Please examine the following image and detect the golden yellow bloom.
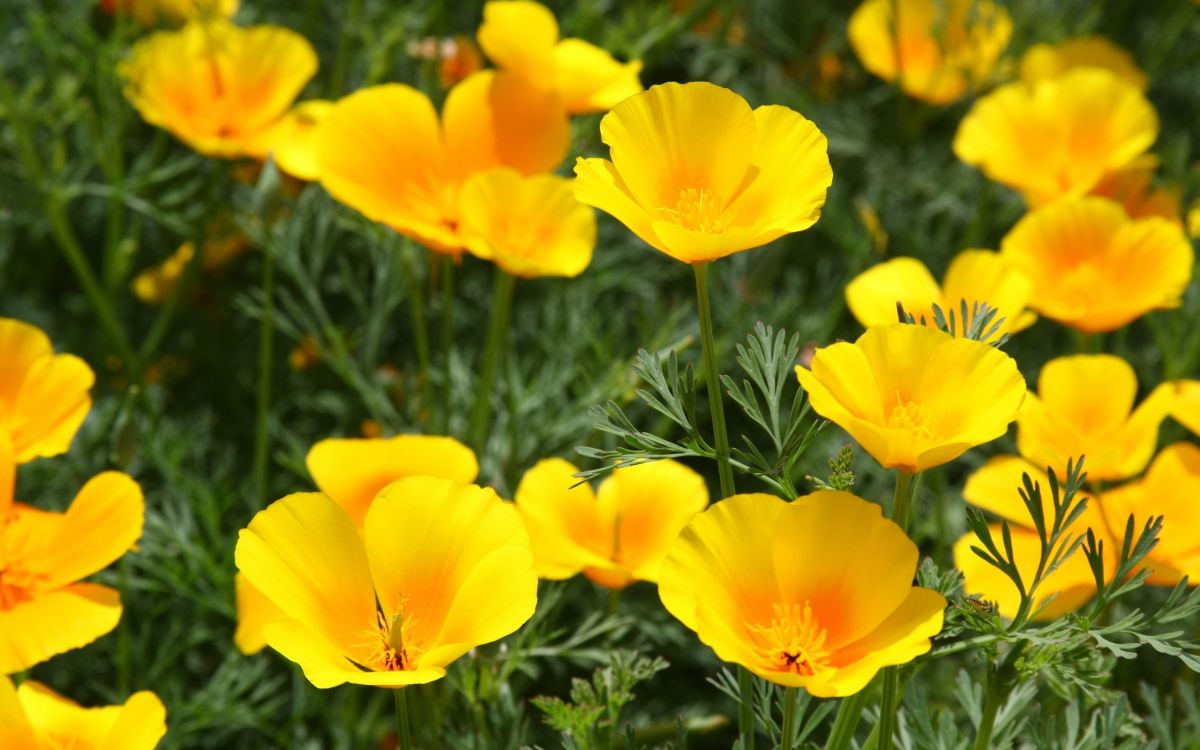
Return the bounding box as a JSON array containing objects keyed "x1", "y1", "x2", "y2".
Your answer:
[
  {"x1": 1019, "y1": 36, "x2": 1147, "y2": 92},
  {"x1": 0, "y1": 319, "x2": 94, "y2": 464},
  {"x1": 246, "y1": 100, "x2": 333, "y2": 182},
  {"x1": 101, "y1": 0, "x2": 236, "y2": 26},
  {"x1": 1088, "y1": 158, "x2": 1182, "y2": 224},
  {"x1": 574, "y1": 82, "x2": 832, "y2": 264},
  {"x1": 477, "y1": 1, "x2": 643, "y2": 114},
  {"x1": 0, "y1": 442, "x2": 144, "y2": 673},
  {"x1": 131, "y1": 223, "x2": 251, "y2": 305},
  {"x1": 458, "y1": 169, "x2": 596, "y2": 277},
  {"x1": 659, "y1": 491, "x2": 945, "y2": 695},
  {"x1": 1000, "y1": 197, "x2": 1193, "y2": 332},
  {"x1": 120, "y1": 20, "x2": 318, "y2": 158},
  {"x1": 514, "y1": 458, "x2": 708, "y2": 589},
  {"x1": 235, "y1": 477, "x2": 537, "y2": 688},
  {"x1": 954, "y1": 69, "x2": 1158, "y2": 206},
  {"x1": 1173, "y1": 380, "x2": 1200, "y2": 436},
  {"x1": 1017, "y1": 355, "x2": 1175, "y2": 482},
  {"x1": 795, "y1": 324, "x2": 1025, "y2": 473},
  {"x1": 848, "y1": 0, "x2": 1011, "y2": 104},
  {"x1": 844, "y1": 250, "x2": 1035, "y2": 339},
  {"x1": 0, "y1": 675, "x2": 166, "y2": 749},
  {"x1": 306, "y1": 435, "x2": 478, "y2": 529},
  {"x1": 318, "y1": 73, "x2": 569, "y2": 255}
]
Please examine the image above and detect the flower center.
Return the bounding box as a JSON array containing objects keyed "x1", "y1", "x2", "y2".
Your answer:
[
  {"x1": 659, "y1": 188, "x2": 728, "y2": 233},
  {"x1": 747, "y1": 602, "x2": 830, "y2": 677},
  {"x1": 365, "y1": 600, "x2": 423, "y2": 672},
  {"x1": 887, "y1": 398, "x2": 938, "y2": 440},
  {"x1": 0, "y1": 516, "x2": 47, "y2": 610}
]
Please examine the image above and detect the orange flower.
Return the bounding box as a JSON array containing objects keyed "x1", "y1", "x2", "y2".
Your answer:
[
  {"x1": 1019, "y1": 36, "x2": 1147, "y2": 92},
  {"x1": 0, "y1": 675, "x2": 166, "y2": 749}
]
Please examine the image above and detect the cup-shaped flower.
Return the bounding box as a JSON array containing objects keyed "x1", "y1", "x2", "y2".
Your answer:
[
  {"x1": 795, "y1": 324, "x2": 1025, "y2": 473},
  {"x1": 848, "y1": 0, "x2": 1011, "y2": 105},
  {"x1": 102, "y1": 0, "x2": 236, "y2": 25},
  {"x1": 659, "y1": 491, "x2": 945, "y2": 695},
  {"x1": 0, "y1": 676, "x2": 166, "y2": 749},
  {"x1": 1017, "y1": 355, "x2": 1175, "y2": 482},
  {"x1": 235, "y1": 477, "x2": 537, "y2": 688},
  {"x1": 119, "y1": 20, "x2": 317, "y2": 159},
  {"x1": 845, "y1": 249, "x2": 1035, "y2": 339},
  {"x1": 999, "y1": 198, "x2": 1194, "y2": 332},
  {"x1": 514, "y1": 458, "x2": 708, "y2": 589},
  {"x1": 1019, "y1": 36, "x2": 1147, "y2": 92},
  {"x1": 574, "y1": 82, "x2": 832, "y2": 264},
  {"x1": 954, "y1": 69, "x2": 1158, "y2": 206},
  {"x1": 0, "y1": 319, "x2": 94, "y2": 464},
  {"x1": 1173, "y1": 380, "x2": 1200, "y2": 437},
  {"x1": 246, "y1": 100, "x2": 333, "y2": 182},
  {"x1": 318, "y1": 73, "x2": 569, "y2": 255},
  {"x1": 477, "y1": 1, "x2": 643, "y2": 114}
]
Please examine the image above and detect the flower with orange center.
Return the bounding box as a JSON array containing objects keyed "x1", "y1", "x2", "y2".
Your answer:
[
  {"x1": 574, "y1": 82, "x2": 832, "y2": 264},
  {"x1": 317, "y1": 72, "x2": 569, "y2": 255},
  {"x1": 795, "y1": 324, "x2": 1025, "y2": 473},
  {"x1": 954, "y1": 68, "x2": 1158, "y2": 206},
  {"x1": 659, "y1": 491, "x2": 945, "y2": 695},
  {"x1": 848, "y1": 0, "x2": 1011, "y2": 105},
  {"x1": 119, "y1": 19, "x2": 318, "y2": 159},
  {"x1": 477, "y1": 1, "x2": 643, "y2": 114},
  {"x1": 514, "y1": 458, "x2": 708, "y2": 589},
  {"x1": 1173, "y1": 380, "x2": 1200, "y2": 437},
  {"x1": 1017, "y1": 355, "x2": 1176, "y2": 482},
  {"x1": 0, "y1": 319, "x2": 94, "y2": 465},
  {"x1": 1019, "y1": 36, "x2": 1147, "y2": 92},
  {"x1": 844, "y1": 249, "x2": 1036, "y2": 340},
  {"x1": 235, "y1": 477, "x2": 537, "y2": 688},
  {"x1": 0, "y1": 675, "x2": 166, "y2": 749},
  {"x1": 999, "y1": 197, "x2": 1193, "y2": 332},
  {"x1": 100, "y1": 0, "x2": 236, "y2": 25}
]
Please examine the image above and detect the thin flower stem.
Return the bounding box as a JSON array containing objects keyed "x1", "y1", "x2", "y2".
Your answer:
[
  {"x1": 972, "y1": 642, "x2": 1026, "y2": 750},
  {"x1": 253, "y1": 247, "x2": 275, "y2": 509},
  {"x1": 608, "y1": 587, "x2": 622, "y2": 618},
  {"x1": 467, "y1": 269, "x2": 515, "y2": 452},
  {"x1": 394, "y1": 687, "x2": 414, "y2": 750},
  {"x1": 890, "y1": 470, "x2": 918, "y2": 532},
  {"x1": 878, "y1": 470, "x2": 921, "y2": 750},
  {"x1": 780, "y1": 687, "x2": 799, "y2": 750},
  {"x1": 438, "y1": 255, "x2": 456, "y2": 433},
  {"x1": 407, "y1": 250, "x2": 432, "y2": 419},
  {"x1": 824, "y1": 689, "x2": 871, "y2": 750}
]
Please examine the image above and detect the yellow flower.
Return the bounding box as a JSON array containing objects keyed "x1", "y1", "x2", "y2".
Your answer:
[
  {"x1": 234, "y1": 572, "x2": 284, "y2": 656},
  {"x1": 131, "y1": 220, "x2": 251, "y2": 305},
  {"x1": 848, "y1": 0, "x2": 1011, "y2": 104},
  {"x1": 659, "y1": 491, "x2": 945, "y2": 695},
  {"x1": 120, "y1": 20, "x2": 318, "y2": 159},
  {"x1": 1019, "y1": 36, "x2": 1147, "y2": 92},
  {"x1": 0, "y1": 675, "x2": 166, "y2": 749},
  {"x1": 1173, "y1": 380, "x2": 1200, "y2": 437},
  {"x1": 306, "y1": 435, "x2": 478, "y2": 529},
  {"x1": 1017, "y1": 355, "x2": 1176, "y2": 482},
  {"x1": 246, "y1": 100, "x2": 333, "y2": 182},
  {"x1": 844, "y1": 250, "x2": 1035, "y2": 339},
  {"x1": 795, "y1": 324, "x2": 1025, "y2": 473},
  {"x1": 101, "y1": 0, "x2": 236, "y2": 26},
  {"x1": 954, "y1": 68, "x2": 1158, "y2": 206},
  {"x1": 999, "y1": 197, "x2": 1193, "y2": 332},
  {"x1": 514, "y1": 458, "x2": 708, "y2": 589},
  {"x1": 477, "y1": 1, "x2": 643, "y2": 114},
  {"x1": 0, "y1": 319, "x2": 94, "y2": 464},
  {"x1": 0, "y1": 441, "x2": 144, "y2": 673},
  {"x1": 235, "y1": 477, "x2": 537, "y2": 688},
  {"x1": 574, "y1": 82, "x2": 832, "y2": 264},
  {"x1": 1088, "y1": 157, "x2": 1181, "y2": 224},
  {"x1": 317, "y1": 73, "x2": 569, "y2": 255},
  {"x1": 458, "y1": 169, "x2": 596, "y2": 277}
]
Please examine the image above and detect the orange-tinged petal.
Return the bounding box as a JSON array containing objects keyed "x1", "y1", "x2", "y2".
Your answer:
[
  {"x1": 36, "y1": 472, "x2": 143, "y2": 590},
  {"x1": 1174, "y1": 380, "x2": 1200, "y2": 437},
  {"x1": 553, "y1": 38, "x2": 643, "y2": 113},
  {"x1": 0, "y1": 583, "x2": 122, "y2": 673},
  {"x1": 16, "y1": 681, "x2": 167, "y2": 750},
  {"x1": 573, "y1": 157, "x2": 666, "y2": 253},
  {"x1": 914, "y1": 337, "x2": 1025, "y2": 448},
  {"x1": 844, "y1": 257, "x2": 942, "y2": 329},
  {"x1": 262, "y1": 619, "x2": 445, "y2": 688},
  {"x1": 0, "y1": 436, "x2": 12, "y2": 518},
  {"x1": 1019, "y1": 36, "x2": 1147, "y2": 92},
  {"x1": 477, "y1": 0, "x2": 559, "y2": 84},
  {"x1": 514, "y1": 458, "x2": 611, "y2": 579},
  {"x1": 234, "y1": 572, "x2": 284, "y2": 656},
  {"x1": 246, "y1": 99, "x2": 333, "y2": 181},
  {"x1": 0, "y1": 676, "x2": 34, "y2": 747}
]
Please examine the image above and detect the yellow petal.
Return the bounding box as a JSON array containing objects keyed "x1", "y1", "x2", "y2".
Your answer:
[
  {"x1": 940, "y1": 249, "x2": 1036, "y2": 335},
  {"x1": 1173, "y1": 379, "x2": 1200, "y2": 437},
  {"x1": 913, "y1": 336, "x2": 1025, "y2": 454},
  {"x1": 513, "y1": 458, "x2": 611, "y2": 579},
  {"x1": 0, "y1": 583, "x2": 122, "y2": 673},
  {"x1": 247, "y1": 99, "x2": 334, "y2": 182},
  {"x1": 16, "y1": 681, "x2": 167, "y2": 750},
  {"x1": 477, "y1": 0, "x2": 559, "y2": 84},
  {"x1": 0, "y1": 435, "x2": 12, "y2": 518},
  {"x1": 553, "y1": 38, "x2": 643, "y2": 114},
  {"x1": 1019, "y1": 36, "x2": 1147, "y2": 92},
  {"x1": 573, "y1": 157, "x2": 667, "y2": 253},
  {"x1": 37, "y1": 472, "x2": 143, "y2": 590},
  {"x1": 100, "y1": 691, "x2": 168, "y2": 750},
  {"x1": 234, "y1": 572, "x2": 284, "y2": 656},
  {"x1": 0, "y1": 676, "x2": 34, "y2": 747},
  {"x1": 262, "y1": 619, "x2": 445, "y2": 688},
  {"x1": 963, "y1": 456, "x2": 1061, "y2": 526},
  {"x1": 844, "y1": 257, "x2": 942, "y2": 329}
]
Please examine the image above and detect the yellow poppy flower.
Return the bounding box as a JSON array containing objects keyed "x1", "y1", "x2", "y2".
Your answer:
[
  {"x1": 0, "y1": 675, "x2": 166, "y2": 749},
  {"x1": 119, "y1": 20, "x2": 318, "y2": 159},
  {"x1": 0, "y1": 319, "x2": 94, "y2": 464},
  {"x1": 245, "y1": 100, "x2": 333, "y2": 182},
  {"x1": 999, "y1": 197, "x2": 1193, "y2": 332},
  {"x1": 317, "y1": 72, "x2": 569, "y2": 255},
  {"x1": 574, "y1": 82, "x2": 833, "y2": 264},
  {"x1": 514, "y1": 458, "x2": 708, "y2": 589},
  {"x1": 101, "y1": 0, "x2": 236, "y2": 26},
  {"x1": 1173, "y1": 380, "x2": 1200, "y2": 437},
  {"x1": 458, "y1": 169, "x2": 596, "y2": 278},
  {"x1": 1019, "y1": 36, "x2": 1147, "y2": 92},
  {"x1": 235, "y1": 477, "x2": 537, "y2": 688},
  {"x1": 477, "y1": 1, "x2": 643, "y2": 114},
  {"x1": 795, "y1": 324, "x2": 1025, "y2": 473},
  {"x1": 844, "y1": 249, "x2": 1035, "y2": 339},
  {"x1": 305, "y1": 435, "x2": 478, "y2": 529},
  {"x1": 659, "y1": 491, "x2": 945, "y2": 695},
  {"x1": 847, "y1": 0, "x2": 1011, "y2": 104},
  {"x1": 1017, "y1": 355, "x2": 1176, "y2": 482},
  {"x1": 954, "y1": 68, "x2": 1158, "y2": 206},
  {"x1": 234, "y1": 572, "x2": 284, "y2": 656}
]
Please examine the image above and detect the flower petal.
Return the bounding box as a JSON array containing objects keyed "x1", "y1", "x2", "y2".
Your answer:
[
  {"x1": 0, "y1": 583, "x2": 122, "y2": 673},
  {"x1": 573, "y1": 156, "x2": 666, "y2": 253},
  {"x1": 940, "y1": 249, "x2": 1035, "y2": 336},
  {"x1": 234, "y1": 572, "x2": 284, "y2": 656},
  {"x1": 101, "y1": 691, "x2": 168, "y2": 750},
  {"x1": 37, "y1": 472, "x2": 143, "y2": 589},
  {"x1": 262, "y1": 619, "x2": 445, "y2": 688},
  {"x1": 246, "y1": 99, "x2": 333, "y2": 182},
  {"x1": 553, "y1": 38, "x2": 643, "y2": 113},
  {"x1": 844, "y1": 257, "x2": 942, "y2": 329},
  {"x1": 513, "y1": 458, "x2": 611, "y2": 579},
  {"x1": 476, "y1": 0, "x2": 559, "y2": 84},
  {"x1": 0, "y1": 676, "x2": 34, "y2": 747}
]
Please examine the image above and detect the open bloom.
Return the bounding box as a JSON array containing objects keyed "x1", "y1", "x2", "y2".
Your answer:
[
  {"x1": 477, "y1": 1, "x2": 643, "y2": 113},
  {"x1": 659, "y1": 491, "x2": 945, "y2": 695},
  {"x1": 999, "y1": 197, "x2": 1193, "y2": 332},
  {"x1": 100, "y1": 0, "x2": 236, "y2": 25},
  {"x1": 0, "y1": 319, "x2": 94, "y2": 464},
  {"x1": 848, "y1": 0, "x2": 1011, "y2": 104},
  {"x1": 0, "y1": 676, "x2": 166, "y2": 749},
  {"x1": 954, "y1": 68, "x2": 1158, "y2": 206},
  {"x1": 1173, "y1": 380, "x2": 1200, "y2": 437},
  {"x1": 235, "y1": 477, "x2": 537, "y2": 688},
  {"x1": 1019, "y1": 36, "x2": 1147, "y2": 92},
  {"x1": 514, "y1": 458, "x2": 708, "y2": 589},
  {"x1": 796, "y1": 324, "x2": 1025, "y2": 473},
  {"x1": 574, "y1": 82, "x2": 832, "y2": 264},
  {"x1": 844, "y1": 249, "x2": 1035, "y2": 339},
  {"x1": 318, "y1": 73, "x2": 569, "y2": 254},
  {"x1": 120, "y1": 20, "x2": 318, "y2": 158},
  {"x1": 1017, "y1": 355, "x2": 1176, "y2": 482}
]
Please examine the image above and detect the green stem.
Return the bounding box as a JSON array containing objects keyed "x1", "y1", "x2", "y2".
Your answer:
[
  {"x1": 779, "y1": 687, "x2": 798, "y2": 750},
  {"x1": 737, "y1": 667, "x2": 757, "y2": 750},
  {"x1": 253, "y1": 248, "x2": 276, "y2": 509},
  {"x1": 972, "y1": 642, "x2": 1025, "y2": 750},
  {"x1": 824, "y1": 689, "x2": 871, "y2": 750},
  {"x1": 608, "y1": 587, "x2": 622, "y2": 618},
  {"x1": 467, "y1": 270, "x2": 515, "y2": 452},
  {"x1": 394, "y1": 688, "x2": 414, "y2": 750},
  {"x1": 891, "y1": 470, "x2": 917, "y2": 532},
  {"x1": 972, "y1": 682, "x2": 1002, "y2": 750},
  {"x1": 693, "y1": 263, "x2": 736, "y2": 500},
  {"x1": 438, "y1": 255, "x2": 456, "y2": 433},
  {"x1": 877, "y1": 470, "x2": 920, "y2": 750}
]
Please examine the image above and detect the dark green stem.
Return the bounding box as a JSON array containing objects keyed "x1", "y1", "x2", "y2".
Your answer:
[
  {"x1": 780, "y1": 687, "x2": 799, "y2": 750},
  {"x1": 878, "y1": 470, "x2": 920, "y2": 750},
  {"x1": 467, "y1": 270, "x2": 515, "y2": 451},
  {"x1": 253, "y1": 248, "x2": 275, "y2": 508},
  {"x1": 972, "y1": 642, "x2": 1026, "y2": 750},
  {"x1": 891, "y1": 470, "x2": 918, "y2": 532},
  {"x1": 394, "y1": 688, "x2": 414, "y2": 750},
  {"x1": 693, "y1": 263, "x2": 736, "y2": 499},
  {"x1": 824, "y1": 689, "x2": 871, "y2": 750}
]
